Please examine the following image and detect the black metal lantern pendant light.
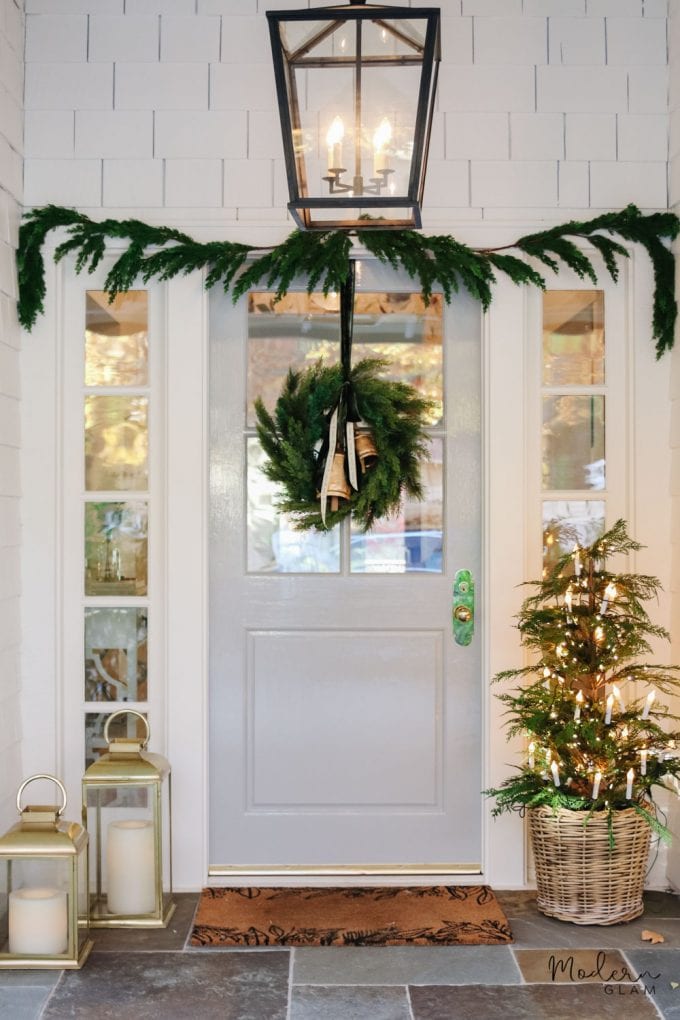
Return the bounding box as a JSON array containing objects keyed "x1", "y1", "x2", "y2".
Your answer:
[{"x1": 268, "y1": 1, "x2": 441, "y2": 230}]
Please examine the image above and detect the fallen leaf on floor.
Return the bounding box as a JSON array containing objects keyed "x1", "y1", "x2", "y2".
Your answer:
[
  {"x1": 641, "y1": 929, "x2": 665, "y2": 944},
  {"x1": 671, "y1": 981, "x2": 679, "y2": 990}
]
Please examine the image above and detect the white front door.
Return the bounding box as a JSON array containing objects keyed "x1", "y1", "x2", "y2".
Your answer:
[{"x1": 208, "y1": 260, "x2": 481, "y2": 876}]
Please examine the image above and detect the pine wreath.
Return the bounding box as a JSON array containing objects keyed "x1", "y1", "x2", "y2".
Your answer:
[{"x1": 254, "y1": 358, "x2": 433, "y2": 532}]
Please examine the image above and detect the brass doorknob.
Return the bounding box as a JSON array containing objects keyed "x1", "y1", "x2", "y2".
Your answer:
[{"x1": 454, "y1": 605, "x2": 472, "y2": 623}]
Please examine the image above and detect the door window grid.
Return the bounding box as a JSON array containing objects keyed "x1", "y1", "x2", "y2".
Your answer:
[
  {"x1": 541, "y1": 291, "x2": 607, "y2": 575},
  {"x1": 246, "y1": 290, "x2": 444, "y2": 575},
  {"x1": 83, "y1": 291, "x2": 150, "y2": 765}
]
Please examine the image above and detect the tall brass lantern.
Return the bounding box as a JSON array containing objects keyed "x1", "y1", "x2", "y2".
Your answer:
[
  {"x1": 268, "y1": 0, "x2": 441, "y2": 230},
  {"x1": 82, "y1": 710, "x2": 175, "y2": 928},
  {"x1": 0, "y1": 775, "x2": 92, "y2": 969}
]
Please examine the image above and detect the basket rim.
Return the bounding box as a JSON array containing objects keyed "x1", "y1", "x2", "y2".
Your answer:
[{"x1": 529, "y1": 803, "x2": 650, "y2": 823}]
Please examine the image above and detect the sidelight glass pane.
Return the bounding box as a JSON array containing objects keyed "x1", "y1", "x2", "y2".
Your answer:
[
  {"x1": 85, "y1": 291, "x2": 148, "y2": 387},
  {"x1": 246, "y1": 438, "x2": 340, "y2": 573},
  {"x1": 85, "y1": 711, "x2": 148, "y2": 770},
  {"x1": 85, "y1": 395, "x2": 149, "y2": 491},
  {"x1": 85, "y1": 501, "x2": 148, "y2": 595},
  {"x1": 247, "y1": 291, "x2": 443, "y2": 428},
  {"x1": 350, "y1": 438, "x2": 443, "y2": 574},
  {"x1": 542, "y1": 395, "x2": 605, "y2": 490},
  {"x1": 84, "y1": 608, "x2": 148, "y2": 703},
  {"x1": 542, "y1": 500, "x2": 606, "y2": 576},
  {"x1": 543, "y1": 291, "x2": 604, "y2": 387}
]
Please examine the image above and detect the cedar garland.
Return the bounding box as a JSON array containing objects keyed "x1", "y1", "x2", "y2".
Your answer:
[{"x1": 17, "y1": 203, "x2": 680, "y2": 358}]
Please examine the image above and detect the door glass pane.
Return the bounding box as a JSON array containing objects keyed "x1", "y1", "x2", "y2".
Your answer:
[
  {"x1": 84, "y1": 608, "x2": 148, "y2": 702},
  {"x1": 543, "y1": 291, "x2": 604, "y2": 387},
  {"x1": 350, "y1": 438, "x2": 443, "y2": 574},
  {"x1": 247, "y1": 290, "x2": 443, "y2": 428},
  {"x1": 542, "y1": 395, "x2": 605, "y2": 490},
  {"x1": 247, "y1": 438, "x2": 340, "y2": 573},
  {"x1": 85, "y1": 395, "x2": 149, "y2": 491},
  {"x1": 542, "y1": 500, "x2": 606, "y2": 576},
  {"x1": 85, "y1": 501, "x2": 148, "y2": 595},
  {"x1": 85, "y1": 291, "x2": 148, "y2": 387}
]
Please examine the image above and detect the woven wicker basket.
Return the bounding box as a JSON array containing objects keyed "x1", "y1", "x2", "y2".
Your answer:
[{"x1": 529, "y1": 805, "x2": 651, "y2": 925}]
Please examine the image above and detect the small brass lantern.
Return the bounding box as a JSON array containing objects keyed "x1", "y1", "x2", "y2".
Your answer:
[
  {"x1": 0, "y1": 774, "x2": 92, "y2": 969},
  {"x1": 82, "y1": 710, "x2": 175, "y2": 928},
  {"x1": 268, "y1": 0, "x2": 441, "y2": 230}
]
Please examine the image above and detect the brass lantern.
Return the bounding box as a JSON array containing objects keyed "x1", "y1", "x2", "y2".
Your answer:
[
  {"x1": 0, "y1": 775, "x2": 92, "y2": 969},
  {"x1": 82, "y1": 710, "x2": 175, "y2": 928},
  {"x1": 268, "y1": 1, "x2": 441, "y2": 230}
]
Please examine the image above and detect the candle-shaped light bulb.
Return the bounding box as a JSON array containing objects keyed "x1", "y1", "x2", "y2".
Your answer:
[
  {"x1": 573, "y1": 544, "x2": 581, "y2": 577},
  {"x1": 613, "y1": 684, "x2": 625, "y2": 710},
  {"x1": 373, "y1": 117, "x2": 392, "y2": 174},
  {"x1": 528, "y1": 741, "x2": 535, "y2": 769},
  {"x1": 326, "y1": 116, "x2": 344, "y2": 170},
  {"x1": 594, "y1": 625, "x2": 604, "y2": 644},
  {"x1": 621, "y1": 724, "x2": 629, "y2": 740},
  {"x1": 592, "y1": 771, "x2": 602, "y2": 799},
  {"x1": 640, "y1": 748, "x2": 648, "y2": 776},
  {"x1": 626, "y1": 767, "x2": 634, "y2": 799},
  {"x1": 641, "y1": 690, "x2": 656, "y2": 720},
  {"x1": 605, "y1": 693, "x2": 614, "y2": 724},
  {"x1": 600, "y1": 582, "x2": 617, "y2": 614},
  {"x1": 574, "y1": 690, "x2": 584, "y2": 722},
  {"x1": 551, "y1": 760, "x2": 561, "y2": 787},
  {"x1": 564, "y1": 586, "x2": 573, "y2": 612}
]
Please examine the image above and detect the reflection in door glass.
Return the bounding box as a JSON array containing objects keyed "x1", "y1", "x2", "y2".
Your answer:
[
  {"x1": 542, "y1": 500, "x2": 605, "y2": 576},
  {"x1": 85, "y1": 395, "x2": 149, "y2": 491},
  {"x1": 542, "y1": 395, "x2": 605, "y2": 490},
  {"x1": 350, "y1": 438, "x2": 443, "y2": 574},
  {"x1": 247, "y1": 438, "x2": 340, "y2": 573},
  {"x1": 85, "y1": 291, "x2": 148, "y2": 387},
  {"x1": 542, "y1": 291, "x2": 604, "y2": 386},
  {"x1": 247, "y1": 290, "x2": 443, "y2": 427},
  {"x1": 84, "y1": 608, "x2": 148, "y2": 702},
  {"x1": 84, "y1": 501, "x2": 148, "y2": 595}
]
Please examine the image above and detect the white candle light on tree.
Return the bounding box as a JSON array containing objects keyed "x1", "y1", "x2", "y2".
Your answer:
[
  {"x1": 107, "y1": 820, "x2": 156, "y2": 915},
  {"x1": 626, "y1": 768, "x2": 635, "y2": 799},
  {"x1": 573, "y1": 544, "x2": 581, "y2": 577},
  {"x1": 642, "y1": 691, "x2": 655, "y2": 720},
  {"x1": 528, "y1": 741, "x2": 535, "y2": 769},
  {"x1": 592, "y1": 771, "x2": 602, "y2": 799},
  {"x1": 600, "y1": 582, "x2": 617, "y2": 614},
  {"x1": 564, "y1": 586, "x2": 573, "y2": 613},
  {"x1": 574, "y1": 690, "x2": 584, "y2": 722},
  {"x1": 605, "y1": 693, "x2": 614, "y2": 725},
  {"x1": 613, "y1": 684, "x2": 625, "y2": 710},
  {"x1": 640, "y1": 749, "x2": 648, "y2": 776},
  {"x1": 326, "y1": 116, "x2": 344, "y2": 171},
  {"x1": 8, "y1": 887, "x2": 68, "y2": 955},
  {"x1": 551, "y1": 760, "x2": 561, "y2": 787}
]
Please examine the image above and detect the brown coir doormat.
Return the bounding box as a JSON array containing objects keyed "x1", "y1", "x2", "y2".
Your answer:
[{"x1": 190, "y1": 885, "x2": 512, "y2": 947}]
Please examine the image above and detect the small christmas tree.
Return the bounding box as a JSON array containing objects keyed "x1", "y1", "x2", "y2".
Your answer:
[{"x1": 488, "y1": 519, "x2": 680, "y2": 839}]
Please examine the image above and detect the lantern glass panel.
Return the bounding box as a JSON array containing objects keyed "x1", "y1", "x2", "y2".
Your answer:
[{"x1": 2, "y1": 857, "x2": 72, "y2": 958}]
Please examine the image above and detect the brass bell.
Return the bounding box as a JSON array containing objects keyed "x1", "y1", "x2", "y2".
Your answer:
[
  {"x1": 354, "y1": 427, "x2": 378, "y2": 474},
  {"x1": 327, "y1": 452, "x2": 351, "y2": 511}
]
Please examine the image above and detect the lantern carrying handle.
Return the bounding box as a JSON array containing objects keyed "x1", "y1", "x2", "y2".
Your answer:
[
  {"x1": 103, "y1": 709, "x2": 150, "y2": 749},
  {"x1": 16, "y1": 774, "x2": 68, "y2": 817}
]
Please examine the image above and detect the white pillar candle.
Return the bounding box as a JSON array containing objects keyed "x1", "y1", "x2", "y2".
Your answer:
[
  {"x1": 592, "y1": 771, "x2": 602, "y2": 799},
  {"x1": 626, "y1": 768, "x2": 635, "y2": 799},
  {"x1": 107, "y1": 819, "x2": 156, "y2": 915},
  {"x1": 551, "y1": 761, "x2": 561, "y2": 787},
  {"x1": 326, "y1": 116, "x2": 344, "y2": 171},
  {"x1": 9, "y1": 887, "x2": 68, "y2": 955},
  {"x1": 605, "y1": 693, "x2": 614, "y2": 725},
  {"x1": 641, "y1": 691, "x2": 655, "y2": 720}
]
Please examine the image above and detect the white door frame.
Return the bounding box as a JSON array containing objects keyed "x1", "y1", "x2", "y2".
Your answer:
[{"x1": 20, "y1": 227, "x2": 672, "y2": 891}]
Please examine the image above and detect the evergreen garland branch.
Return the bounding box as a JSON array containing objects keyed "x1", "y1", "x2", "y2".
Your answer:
[{"x1": 16, "y1": 203, "x2": 680, "y2": 356}]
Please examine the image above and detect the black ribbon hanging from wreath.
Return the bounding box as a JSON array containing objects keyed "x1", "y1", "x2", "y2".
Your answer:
[{"x1": 317, "y1": 260, "x2": 377, "y2": 524}]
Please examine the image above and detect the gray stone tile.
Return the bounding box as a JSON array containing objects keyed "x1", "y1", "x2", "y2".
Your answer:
[
  {"x1": 0, "y1": 986, "x2": 53, "y2": 1019},
  {"x1": 90, "y1": 892, "x2": 199, "y2": 953},
  {"x1": 509, "y1": 914, "x2": 680, "y2": 950},
  {"x1": 42, "y1": 950, "x2": 289, "y2": 1019},
  {"x1": 290, "y1": 985, "x2": 411, "y2": 1020},
  {"x1": 514, "y1": 948, "x2": 635, "y2": 984},
  {"x1": 0, "y1": 969, "x2": 61, "y2": 988},
  {"x1": 409, "y1": 983, "x2": 660, "y2": 1019},
  {"x1": 293, "y1": 945, "x2": 521, "y2": 986},
  {"x1": 642, "y1": 892, "x2": 680, "y2": 919},
  {"x1": 623, "y1": 949, "x2": 680, "y2": 1018}
]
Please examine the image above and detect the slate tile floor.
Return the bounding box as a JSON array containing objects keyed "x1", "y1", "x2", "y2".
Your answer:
[{"x1": 3, "y1": 891, "x2": 680, "y2": 1019}]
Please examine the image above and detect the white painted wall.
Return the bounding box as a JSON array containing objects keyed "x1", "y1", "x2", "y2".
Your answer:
[
  {"x1": 0, "y1": 0, "x2": 23, "y2": 833},
  {"x1": 16, "y1": 0, "x2": 678, "y2": 887}
]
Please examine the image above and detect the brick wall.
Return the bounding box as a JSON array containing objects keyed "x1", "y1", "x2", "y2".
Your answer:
[
  {"x1": 22, "y1": 0, "x2": 669, "y2": 224},
  {"x1": 0, "y1": 0, "x2": 23, "y2": 832}
]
